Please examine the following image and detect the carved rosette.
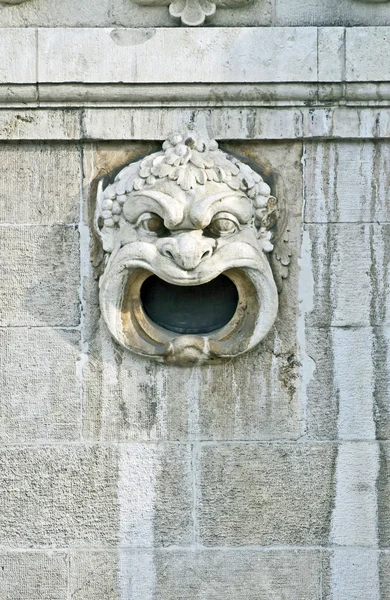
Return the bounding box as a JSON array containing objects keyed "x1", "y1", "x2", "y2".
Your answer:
[
  {"x1": 94, "y1": 131, "x2": 290, "y2": 366},
  {"x1": 133, "y1": 0, "x2": 253, "y2": 26}
]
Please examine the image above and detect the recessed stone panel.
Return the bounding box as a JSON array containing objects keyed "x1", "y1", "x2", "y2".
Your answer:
[
  {"x1": 304, "y1": 142, "x2": 390, "y2": 223},
  {"x1": 70, "y1": 549, "x2": 325, "y2": 600},
  {"x1": 0, "y1": 444, "x2": 191, "y2": 548},
  {"x1": 0, "y1": 143, "x2": 81, "y2": 224},
  {"x1": 305, "y1": 224, "x2": 390, "y2": 327},
  {"x1": 0, "y1": 552, "x2": 68, "y2": 600},
  {"x1": 0, "y1": 225, "x2": 80, "y2": 327},
  {"x1": 0, "y1": 328, "x2": 80, "y2": 442},
  {"x1": 197, "y1": 443, "x2": 336, "y2": 546}
]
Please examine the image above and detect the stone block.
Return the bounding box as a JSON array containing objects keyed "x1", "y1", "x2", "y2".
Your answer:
[
  {"x1": 0, "y1": 444, "x2": 191, "y2": 548},
  {"x1": 0, "y1": 110, "x2": 81, "y2": 141},
  {"x1": 0, "y1": 328, "x2": 80, "y2": 442},
  {"x1": 0, "y1": 143, "x2": 80, "y2": 224},
  {"x1": 83, "y1": 141, "x2": 303, "y2": 442},
  {"x1": 117, "y1": 444, "x2": 192, "y2": 547},
  {"x1": 0, "y1": 29, "x2": 36, "y2": 84},
  {"x1": 305, "y1": 327, "x2": 389, "y2": 440},
  {"x1": 0, "y1": 0, "x2": 111, "y2": 27},
  {"x1": 318, "y1": 28, "x2": 345, "y2": 82},
  {"x1": 81, "y1": 107, "x2": 305, "y2": 141},
  {"x1": 304, "y1": 142, "x2": 390, "y2": 223},
  {"x1": 37, "y1": 28, "x2": 318, "y2": 84},
  {"x1": 70, "y1": 549, "x2": 325, "y2": 600},
  {"x1": 70, "y1": 552, "x2": 117, "y2": 600},
  {"x1": 0, "y1": 225, "x2": 80, "y2": 326},
  {"x1": 305, "y1": 223, "x2": 390, "y2": 327},
  {"x1": 380, "y1": 552, "x2": 390, "y2": 599},
  {"x1": 346, "y1": 28, "x2": 390, "y2": 82},
  {"x1": 324, "y1": 548, "x2": 381, "y2": 600},
  {"x1": 275, "y1": 0, "x2": 390, "y2": 26},
  {"x1": 0, "y1": 551, "x2": 68, "y2": 600},
  {"x1": 153, "y1": 549, "x2": 324, "y2": 600},
  {"x1": 377, "y1": 443, "x2": 390, "y2": 547},
  {"x1": 197, "y1": 443, "x2": 336, "y2": 546}
]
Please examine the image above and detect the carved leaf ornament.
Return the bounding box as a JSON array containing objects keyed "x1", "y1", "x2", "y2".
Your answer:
[{"x1": 133, "y1": 0, "x2": 253, "y2": 26}]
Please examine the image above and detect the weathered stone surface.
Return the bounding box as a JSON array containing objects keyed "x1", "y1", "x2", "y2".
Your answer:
[
  {"x1": 306, "y1": 327, "x2": 390, "y2": 439},
  {"x1": 305, "y1": 224, "x2": 390, "y2": 328},
  {"x1": 346, "y1": 28, "x2": 390, "y2": 82},
  {"x1": 0, "y1": 0, "x2": 112, "y2": 27},
  {"x1": 323, "y1": 548, "x2": 381, "y2": 600},
  {"x1": 0, "y1": 445, "x2": 119, "y2": 547},
  {"x1": 0, "y1": 444, "x2": 191, "y2": 548},
  {"x1": 83, "y1": 140, "x2": 303, "y2": 441},
  {"x1": 82, "y1": 107, "x2": 306, "y2": 141},
  {"x1": 0, "y1": 143, "x2": 80, "y2": 224},
  {"x1": 117, "y1": 444, "x2": 192, "y2": 547},
  {"x1": 380, "y1": 551, "x2": 390, "y2": 599},
  {"x1": 197, "y1": 443, "x2": 336, "y2": 546},
  {"x1": 304, "y1": 142, "x2": 390, "y2": 223},
  {"x1": 0, "y1": 29, "x2": 36, "y2": 84},
  {"x1": 0, "y1": 225, "x2": 80, "y2": 326},
  {"x1": 377, "y1": 443, "x2": 390, "y2": 547},
  {"x1": 0, "y1": 328, "x2": 80, "y2": 442},
  {"x1": 70, "y1": 549, "x2": 325, "y2": 600},
  {"x1": 305, "y1": 326, "x2": 390, "y2": 440},
  {"x1": 0, "y1": 551, "x2": 68, "y2": 600},
  {"x1": 0, "y1": 110, "x2": 81, "y2": 140},
  {"x1": 70, "y1": 552, "x2": 118, "y2": 600},
  {"x1": 275, "y1": 1, "x2": 390, "y2": 26},
  {"x1": 83, "y1": 328, "x2": 302, "y2": 442},
  {"x1": 37, "y1": 28, "x2": 318, "y2": 84},
  {"x1": 318, "y1": 28, "x2": 344, "y2": 82}
]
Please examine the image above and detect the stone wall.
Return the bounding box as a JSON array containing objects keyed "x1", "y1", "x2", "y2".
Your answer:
[{"x1": 1, "y1": 6, "x2": 390, "y2": 600}]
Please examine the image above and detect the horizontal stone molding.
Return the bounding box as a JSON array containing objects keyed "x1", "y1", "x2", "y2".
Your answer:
[
  {"x1": 2, "y1": 107, "x2": 390, "y2": 141},
  {"x1": 2, "y1": 27, "x2": 390, "y2": 85},
  {"x1": 5, "y1": 82, "x2": 390, "y2": 109}
]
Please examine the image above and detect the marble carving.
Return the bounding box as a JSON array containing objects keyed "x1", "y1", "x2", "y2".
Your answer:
[
  {"x1": 132, "y1": 0, "x2": 252, "y2": 26},
  {"x1": 95, "y1": 132, "x2": 288, "y2": 366}
]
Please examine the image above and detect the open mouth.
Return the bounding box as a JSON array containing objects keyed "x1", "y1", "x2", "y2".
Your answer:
[
  {"x1": 119, "y1": 267, "x2": 260, "y2": 364},
  {"x1": 140, "y1": 274, "x2": 239, "y2": 335}
]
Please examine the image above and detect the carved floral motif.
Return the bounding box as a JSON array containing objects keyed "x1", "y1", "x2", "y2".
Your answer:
[
  {"x1": 95, "y1": 131, "x2": 290, "y2": 366},
  {"x1": 133, "y1": 0, "x2": 252, "y2": 26}
]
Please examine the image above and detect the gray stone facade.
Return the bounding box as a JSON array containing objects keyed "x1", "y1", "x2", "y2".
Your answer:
[{"x1": 1, "y1": 3, "x2": 390, "y2": 599}]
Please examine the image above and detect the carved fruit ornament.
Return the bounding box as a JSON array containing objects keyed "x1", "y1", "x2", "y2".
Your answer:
[{"x1": 95, "y1": 132, "x2": 290, "y2": 366}]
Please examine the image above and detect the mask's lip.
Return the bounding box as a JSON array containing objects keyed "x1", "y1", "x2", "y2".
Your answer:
[{"x1": 123, "y1": 257, "x2": 261, "y2": 287}]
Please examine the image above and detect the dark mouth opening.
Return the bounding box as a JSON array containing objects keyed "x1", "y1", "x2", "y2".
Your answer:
[{"x1": 140, "y1": 274, "x2": 239, "y2": 335}]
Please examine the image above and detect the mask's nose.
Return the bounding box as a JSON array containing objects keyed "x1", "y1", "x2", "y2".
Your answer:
[{"x1": 157, "y1": 230, "x2": 216, "y2": 271}]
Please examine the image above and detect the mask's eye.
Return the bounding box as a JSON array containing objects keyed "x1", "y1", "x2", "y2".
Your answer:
[
  {"x1": 206, "y1": 213, "x2": 240, "y2": 238},
  {"x1": 136, "y1": 212, "x2": 168, "y2": 237}
]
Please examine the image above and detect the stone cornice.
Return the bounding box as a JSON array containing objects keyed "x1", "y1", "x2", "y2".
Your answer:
[{"x1": 4, "y1": 82, "x2": 390, "y2": 108}]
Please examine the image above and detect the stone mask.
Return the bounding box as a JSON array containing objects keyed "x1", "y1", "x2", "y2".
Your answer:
[{"x1": 95, "y1": 132, "x2": 285, "y2": 366}]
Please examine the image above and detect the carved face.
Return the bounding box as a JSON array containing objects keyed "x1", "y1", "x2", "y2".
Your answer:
[{"x1": 96, "y1": 133, "x2": 282, "y2": 365}]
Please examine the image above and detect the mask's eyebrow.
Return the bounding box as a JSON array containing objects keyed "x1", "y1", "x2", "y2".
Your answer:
[
  {"x1": 190, "y1": 192, "x2": 253, "y2": 229},
  {"x1": 122, "y1": 190, "x2": 184, "y2": 228}
]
